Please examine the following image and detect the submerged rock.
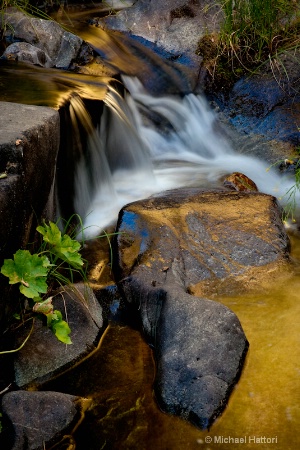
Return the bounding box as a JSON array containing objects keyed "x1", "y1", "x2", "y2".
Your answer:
[
  {"x1": 113, "y1": 187, "x2": 292, "y2": 428},
  {"x1": 0, "y1": 390, "x2": 91, "y2": 449}
]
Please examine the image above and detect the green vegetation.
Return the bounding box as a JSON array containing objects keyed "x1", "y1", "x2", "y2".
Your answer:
[
  {"x1": 280, "y1": 161, "x2": 300, "y2": 223},
  {"x1": 266, "y1": 158, "x2": 300, "y2": 223},
  {"x1": 198, "y1": 0, "x2": 300, "y2": 85},
  {"x1": 220, "y1": 0, "x2": 297, "y2": 70},
  {"x1": 0, "y1": 219, "x2": 86, "y2": 348}
]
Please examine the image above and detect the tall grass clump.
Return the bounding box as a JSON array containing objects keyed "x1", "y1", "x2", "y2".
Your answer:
[{"x1": 219, "y1": 0, "x2": 299, "y2": 73}]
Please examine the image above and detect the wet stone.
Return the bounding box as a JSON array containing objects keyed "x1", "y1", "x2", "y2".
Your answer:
[{"x1": 113, "y1": 187, "x2": 292, "y2": 428}]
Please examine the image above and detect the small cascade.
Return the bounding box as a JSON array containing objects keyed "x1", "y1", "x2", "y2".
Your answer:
[
  {"x1": 67, "y1": 76, "x2": 298, "y2": 238},
  {"x1": 68, "y1": 84, "x2": 158, "y2": 237},
  {"x1": 70, "y1": 94, "x2": 117, "y2": 220}
]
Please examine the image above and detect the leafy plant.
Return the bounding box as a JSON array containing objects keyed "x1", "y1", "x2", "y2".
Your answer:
[{"x1": 0, "y1": 220, "x2": 86, "y2": 346}]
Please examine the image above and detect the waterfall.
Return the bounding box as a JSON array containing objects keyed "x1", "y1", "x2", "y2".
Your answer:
[{"x1": 69, "y1": 76, "x2": 297, "y2": 239}]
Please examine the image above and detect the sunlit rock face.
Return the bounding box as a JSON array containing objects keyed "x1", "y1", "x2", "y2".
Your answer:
[
  {"x1": 113, "y1": 187, "x2": 292, "y2": 428},
  {"x1": 223, "y1": 172, "x2": 258, "y2": 192},
  {"x1": 115, "y1": 188, "x2": 291, "y2": 297}
]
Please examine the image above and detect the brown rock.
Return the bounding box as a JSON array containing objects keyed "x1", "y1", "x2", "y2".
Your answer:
[
  {"x1": 223, "y1": 172, "x2": 258, "y2": 192},
  {"x1": 115, "y1": 188, "x2": 291, "y2": 298}
]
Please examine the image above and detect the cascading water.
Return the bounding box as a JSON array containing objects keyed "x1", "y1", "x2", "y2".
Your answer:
[{"x1": 69, "y1": 75, "x2": 297, "y2": 238}]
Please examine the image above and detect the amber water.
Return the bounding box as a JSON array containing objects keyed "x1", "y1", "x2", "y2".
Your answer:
[{"x1": 45, "y1": 259, "x2": 300, "y2": 449}]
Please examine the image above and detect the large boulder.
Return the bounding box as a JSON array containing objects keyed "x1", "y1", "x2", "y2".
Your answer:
[
  {"x1": 0, "y1": 102, "x2": 59, "y2": 254},
  {"x1": 113, "y1": 187, "x2": 292, "y2": 428},
  {"x1": 115, "y1": 188, "x2": 291, "y2": 298}
]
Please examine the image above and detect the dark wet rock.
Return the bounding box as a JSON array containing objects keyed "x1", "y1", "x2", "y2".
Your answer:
[
  {"x1": 93, "y1": 283, "x2": 131, "y2": 323},
  {"x1": 220, "y1": 49, "x2": 300, "y2": 146},
  {"x1": 218, "y1": 117, "x2": 299, "y2": 166},
  {"x1": 154, "y1": 287, "x2": 248, "y2": 429},
  {"x1": 0, "y1": 102, "x2": 59, "y2": 330},
  {"x1": 1, "y1": 8, "x2": 85, "y2": 69},
  {"x1": 13, "y1": 283, "x2": 106, "y2": 389},
  {"x1": 0, "y1": 390, "x2": 91, "y2": 450},
  {"x1": 121, "y1": 274, "x2": 249, "y2": 429},
  {"x1": 278, "y1": 158, "x2": 300, "y2": 174},
  {"x1": 113, "y1": 187, "x2": 292, "y2": 428}
]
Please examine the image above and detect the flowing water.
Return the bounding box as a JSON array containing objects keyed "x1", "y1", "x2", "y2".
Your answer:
[
  {"x1": 68, "y1": 75, "x2": 299, "y2": 238},
  {"x1": 1, "y1": 6, "x2": 300, "y2": 449}
]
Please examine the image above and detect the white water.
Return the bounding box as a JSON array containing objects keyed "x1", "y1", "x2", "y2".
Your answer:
[{"x1": 71, "y1": 77, "x2": 297, "y2": 239}]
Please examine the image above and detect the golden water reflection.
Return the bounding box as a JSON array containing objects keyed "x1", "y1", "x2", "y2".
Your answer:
[
  {"x1": 214, "y1": 282, "x2": 300, "y2": 450},
  {"x1": 0, "y1": 60, "x2": 110, "y2": 108}
]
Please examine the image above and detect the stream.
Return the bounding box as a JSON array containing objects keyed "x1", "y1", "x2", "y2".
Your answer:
[{"x1": 1, "y1": 3, "x2": 300, "y2": 449}]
